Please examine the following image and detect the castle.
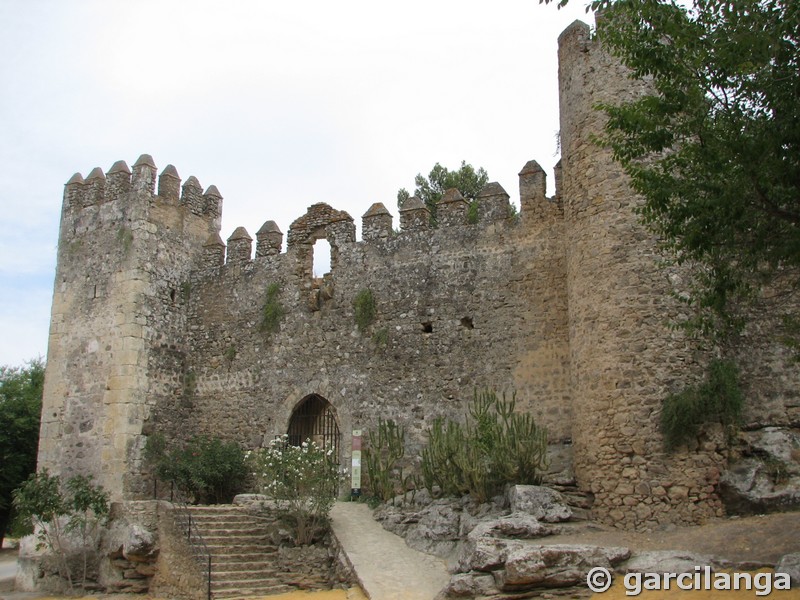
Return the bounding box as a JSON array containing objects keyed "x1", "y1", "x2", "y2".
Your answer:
[{"x1": 37, "y1": 20, "x2": 798, "y2": 531}]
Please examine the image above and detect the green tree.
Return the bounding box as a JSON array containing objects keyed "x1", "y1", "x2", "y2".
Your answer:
[
  {"x1": 397, "y1": 161, "x2": 489, "y2": 224},
  {"x1": 544, "y1": 0, "x2": 800, "y2": 346},
  {"x1": 0, "y1": 358, "x2": 44, "y2": 546}
]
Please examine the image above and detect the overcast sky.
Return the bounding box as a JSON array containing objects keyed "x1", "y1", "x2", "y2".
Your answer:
[{"x1": 0, "y1": 0, "x2": 593, "y2": 368}]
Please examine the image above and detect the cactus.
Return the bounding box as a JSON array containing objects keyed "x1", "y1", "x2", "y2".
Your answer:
[
  {"x1": 421, "y1": 389, "x2": 548, "y2": 503},
  {"x1": 364, "y1": 419, "x2": 405, "y2": 503}
]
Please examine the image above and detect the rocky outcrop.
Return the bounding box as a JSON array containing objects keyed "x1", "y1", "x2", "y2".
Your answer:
[{"x1": 720, "y1": 427, "x2": 800, "y2": 514}]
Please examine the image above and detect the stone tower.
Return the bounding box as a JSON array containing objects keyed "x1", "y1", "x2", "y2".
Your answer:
[
  {"x1": 558, "y1": 21, "x2": 725, "y2": 527},
  {"x1": 38, "y1": 155, "x2": 222, "y2": 500}
]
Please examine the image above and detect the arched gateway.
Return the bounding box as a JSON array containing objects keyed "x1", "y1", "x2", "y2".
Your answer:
[{"x1": 286, "y1": 394, "x2": 341, "y2": 464}]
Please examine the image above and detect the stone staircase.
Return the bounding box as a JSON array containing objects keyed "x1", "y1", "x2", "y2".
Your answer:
[{"x1": 186, "y1": 505, "x2": 294, "y2": 599}]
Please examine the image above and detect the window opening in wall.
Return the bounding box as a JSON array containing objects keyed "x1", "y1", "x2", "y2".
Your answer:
[
  {"x1": 169, "y1": 289, "x2": 176, "y2": 303},
  {"x1": 460, "y1": 316, "x2": 474, "y2": 329},
  {"x1": 92, "y1": 284, "x2": 98, "y2": 299},
  {"x1": 313, "y1": 238, "x2": 332, "y2": 278},
  {"x1": 421, "y1": 321, "x2": 433, "y2": 333}
]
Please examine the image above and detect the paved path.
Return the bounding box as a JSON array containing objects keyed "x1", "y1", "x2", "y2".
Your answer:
[{"x1": 330, "y1": 502, "x2": 450, "y2": 600}]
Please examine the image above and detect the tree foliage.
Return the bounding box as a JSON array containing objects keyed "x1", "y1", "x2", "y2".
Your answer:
[
  {"x1": 397, "y1": 161, "x2": 489, "y2": 224},
  {"x1": 544, "y1": 0, "x2": 800, "y2": 345},
  {"x1": 0, "y1": 358, "x2": 44, "y2": 546}
]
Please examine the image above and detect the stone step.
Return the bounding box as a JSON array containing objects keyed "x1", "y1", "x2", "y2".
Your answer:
[
  {"x1": 205, "y1": 543, "x2": 272, "y2": 555},
  {"x1": 211, "y1": 559, "x2": 278, "y2": 571},
  {"x1": 213, "y1": 568, "x2": 282, "y2": 581},
  {"x1": 201, "y1": 533, "x2": 271, "y2": 544},
  {"x1": 211, "y1": 577, "x2": 294, "y2": 591},
  {"x1": 211, "y1": 552, "x2": 278, "y2": 565}
]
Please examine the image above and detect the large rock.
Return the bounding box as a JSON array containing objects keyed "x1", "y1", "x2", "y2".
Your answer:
[
  {"x1": 621, "y1": 550, "x2": 729, "y2": 574},
  {"x1": 720, "y1": 428, "x2": 800, "y2": 516},
  {"x1": 506, "y1": 485, "x2": 573, "y2": 522},
  {"x1": 404, "y1": 499, "x2": 464, "y2": 557},
  {"x1": 468, "y1": 513, "x2": 557, "y2": 540},
  {"x1": 497, "y1": 544, "x2": 631, "y2": 590},
  {"x1": 777, "y1": 554, "x2": 800, "y2": 588}
]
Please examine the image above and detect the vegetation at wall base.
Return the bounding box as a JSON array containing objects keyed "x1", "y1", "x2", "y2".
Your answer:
[
  {"x1": 13, "y1": 470, "x2": 109, "y2": 590},
  {"x1": 660, "y1": 359, "x2": 744, "y2": 450},
  {"x1": 249, "y1": 435, "x2": 340, "y2": 546},
  {"x1": 145, "y1": 433, "x2": 250, "y2": 504},
  {"x1": 0, "y1": 358, "x2": 44, "y2": 547},
  {"x1": 364, "y1": 419, "x2": 406, "y2": 503},
  {"x1": 420, "y1": 390, "x2": 548, "y2": 503}
]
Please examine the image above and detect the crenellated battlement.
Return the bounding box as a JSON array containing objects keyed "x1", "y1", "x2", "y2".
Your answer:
[
  {"x1": 201, "y1": 160, "x2": 559, "y2": 273},
  {"x1": 62, "y1": 154, "x2": 223, "y2": 234}
]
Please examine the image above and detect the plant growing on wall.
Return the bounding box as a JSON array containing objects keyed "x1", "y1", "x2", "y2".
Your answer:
[
  {"x1": 363, "y1": 419, "x2": 405, "y2": 503},
  {"x1": 353, "y1": 288, "x2": 377, "y2": 332},
  {"x1": 260, "y1": 282, "x2": 284, "y2": 334},
  {"x1": 421, "y1": 390, "x2": 548, "y2": 503},
  {"x1": 250, "y1": 435, "x2": 340, "y2": 545},
  {"x1": 13, "y1": 470, "x2": 109, "y2": 590},
  {"x1": 660, "y1": 358, "x2": 743, "y2": 450}
]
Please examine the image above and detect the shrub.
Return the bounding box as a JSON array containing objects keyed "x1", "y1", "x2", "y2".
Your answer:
[
  {"x1": 353, "y1": 289, "x2": 377, "y2": 332},
  {"x1": 661, "y1": 359, "x2": 743, "y2": 450},
  {"x1": 145, "y1": 434, "x2": 249, "y2": 504},
  {"x1": 421, "y1": 390, "x2": 548, "y2": 503},
  {"x1": 250, "y1": 435, "x2": 340, "y2": 545},
  {"x1": 13, "y1": 469, "x2": 109, "y2": 589},
  {"x1": 260, "y1": 283, "x2": 284, "y2": 334}
]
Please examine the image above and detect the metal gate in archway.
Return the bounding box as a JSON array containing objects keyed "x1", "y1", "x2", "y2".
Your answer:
[{"x1": 287, "y1": 394, "x2": 341, "y2": 473}]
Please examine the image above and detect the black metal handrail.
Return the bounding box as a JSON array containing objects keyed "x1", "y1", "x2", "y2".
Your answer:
[{"x1": 171, "y1": 500, "x2": 212, "y2": 600}]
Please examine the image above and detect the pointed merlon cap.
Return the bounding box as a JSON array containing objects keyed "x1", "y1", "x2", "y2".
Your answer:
[
  {"x1": 558, "y1": 19, "x2": 591, "y2": 44},
  {"x1": 399, "y1": 196, "x2": 427, "y2": 211},
  {"x1": 203, "y1": 232, "x2": 225, "y2": 247},
  {"x1": 66, "y1": 173, "x2": 84, "y2": 185},
  {"x1": 256, "y1": 220, "x2": 282, "y2": 235},
  {"x1": 86, "y1": 167, "x2": 106, "y2": 181},
  {"x1": 439, "y1": 188, "x2": 466, "y2": 204},
  {"x1": 133, "y1": 154, "x2": 157, "y2": 169},
  {"x1": 519, "y1": 160, "x2": 545, "y2": 176},
  {"x1": 228, "y1": 226, "x2": 252, "y2": 242},
  {"x1": 204, "y1": 185, "x2": 222, "y2": 198},
  {"x1": 184, "y1": 175, "x2": 202, "y2": 189},
  {"x1": 160, "y1": 164, "x2": 180, "y2": 179},
  {"x1": 478, "y1": 182, "x2": 510, "y2": 199},
  {"x1": 363, "y1": 202, "x2": 391, "y2": 218},
  {"x1": 108, "y1": 160, "x2": 131, "y2": 175}
]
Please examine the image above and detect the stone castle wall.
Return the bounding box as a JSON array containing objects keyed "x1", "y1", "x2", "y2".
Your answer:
[{"x1": 37, "y1": 19, "x2": 799, "y2": 529}]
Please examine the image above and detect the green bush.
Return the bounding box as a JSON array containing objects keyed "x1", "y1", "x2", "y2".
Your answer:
[
  {"x1": 145, "y1": 434, "x2": 249, "y2": 504},
  {"x1": 260, "y1": 283, "x2": 284, "y2": 334},
  {"x1": 13, "y1": 469, "x2": 109, "y2": 589},
  {"x1": 250, "y1": 435, "x2": 340, "y2": 545},
  {"x1": 353, "y1": 289, "x2": 377, "y2": 332},
  {"x1": 661, "y1": 359, "x2": 743, "y2": 450},
  {"x1": 421, "y1": 390, "x2": 548, "y2": 503}
]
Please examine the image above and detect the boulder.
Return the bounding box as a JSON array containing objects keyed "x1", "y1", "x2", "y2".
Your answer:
[
  {"x1": 777, "y1": 553, "x2": 800, "y2": 588},
  {"x1": 468, "y1": 513, "x2": 557, "y2": 540},
  {"x1": 497, "y1": 544, "x2": 630, "y2": 589},
  {"x1": 621, "y1": 550, "x2": 729, "y2": 574},
  {"x1": 506, "y1": 485, "x2": 573, "y2": 522}
]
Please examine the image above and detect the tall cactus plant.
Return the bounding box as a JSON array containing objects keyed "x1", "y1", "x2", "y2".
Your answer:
[{"x1": 364, "y1": 419, "x2": 405, "y2": 502}]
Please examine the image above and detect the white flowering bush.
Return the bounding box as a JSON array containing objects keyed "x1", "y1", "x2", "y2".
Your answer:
[{"x1": 250, "y1": 435, "x2": 339, "y2": 545}]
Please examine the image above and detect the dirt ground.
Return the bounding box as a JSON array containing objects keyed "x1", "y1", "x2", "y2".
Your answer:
[{"x1": 541, "y1": 511, "x2": 800, "y2": 565}]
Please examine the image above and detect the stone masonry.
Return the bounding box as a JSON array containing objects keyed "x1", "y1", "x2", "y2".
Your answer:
[{"x1": 37, "y1": 20, "x2": 798, "y2": 531}]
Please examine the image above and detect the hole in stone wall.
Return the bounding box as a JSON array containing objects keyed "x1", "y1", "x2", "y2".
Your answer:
[
  {"x1": 421, "y1": 321, "x2": 433, "y2": 334},
  {"x1": 313, "y1": 238, "x2": 332, "y2": 278},
  {"x1": 460, "y1": 316, "x2": 474, "y2": 329},
  {"x1": 170, "y1": 289, "x2": 176, "y2": 303}
]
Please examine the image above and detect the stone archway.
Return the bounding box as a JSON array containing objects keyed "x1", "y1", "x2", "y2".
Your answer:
[{"x1": 287, "y1": 394, "x2": 341, "y2": 464}]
